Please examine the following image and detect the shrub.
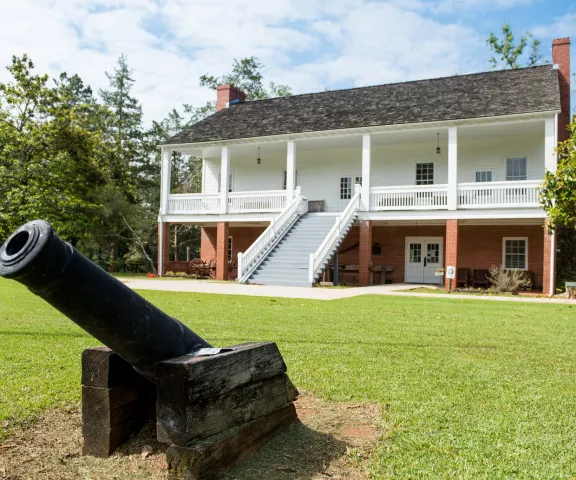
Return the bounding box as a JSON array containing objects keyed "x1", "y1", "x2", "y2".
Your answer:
[{"x1": 488, "y1": 266, "x2": 532, "y2": 294}]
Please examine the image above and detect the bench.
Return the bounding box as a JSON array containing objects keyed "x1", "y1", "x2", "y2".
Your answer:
[{"x1": 566, "y1": 282, "x2": 576, "y2": 300}]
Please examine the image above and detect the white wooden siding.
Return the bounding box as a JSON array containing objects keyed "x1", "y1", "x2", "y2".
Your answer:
[{"x1": 201, "y1": 132, "x2": 544, "y2": 212}]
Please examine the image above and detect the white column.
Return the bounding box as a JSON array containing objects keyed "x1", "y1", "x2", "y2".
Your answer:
[
  {"x1": 160, "y1": 147, "x2": 172, "y2": 216},
  {"x1": 286, "y1": 141, "x2": 296, "y2": 202},
  {"x1": 220, "y1": 146, "x2": 230, "y2": 213},
  {"x1": 544, "y1": 116, "x2": 557, "y2": 174},
  {"x1": 447, "y1": 127, "x2": 458, "y2": 211},
  {"x1": 361, "y1": 134, "x2": 371, "y2": 211}
]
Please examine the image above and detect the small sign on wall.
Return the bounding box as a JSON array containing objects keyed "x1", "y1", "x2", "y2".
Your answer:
[
  {"x1": 434, "y1": 268, "x2": 445, "y2": 277},
  {"x1": 446, "y1": 266, "x2": 456, "y2": 279}
]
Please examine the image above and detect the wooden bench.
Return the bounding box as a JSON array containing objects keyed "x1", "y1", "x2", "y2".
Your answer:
[{"x1": 566, "y1": 282, "x2": 576, "y2": 300}]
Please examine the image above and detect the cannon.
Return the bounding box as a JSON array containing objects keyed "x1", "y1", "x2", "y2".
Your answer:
[
  {"x1": 0, "y1": 219, "x2": 211, "y2": 381},
  {"x1": 0, "y1": 220, "x2": 298, "y2": 479}
]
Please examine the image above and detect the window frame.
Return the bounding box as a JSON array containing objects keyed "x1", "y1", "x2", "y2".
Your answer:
[
  {"x1": 338, "y1": 175, "x2": 362, "y2": 200},
  {"x1": 217, "y1": 172, "x2": 234, "y2": 193},
  {"x1": 282, "y1": 169, "x2": 300, "y2": 190},
  {"x1": 474, "y1": 168, "x2": 495, "y2": 183},
  {"x1": 415, "y1": 161, "x2": 435, "y2": 185},
  {"x1": 228, "y1": 236, "x2": 233, "y2": 263},
  {"x1": 505, "y1": 156, "x2": 528, "y2": 182},
  {"x1": 502, "y1": 237, "x2": 529, "y2": 271}
]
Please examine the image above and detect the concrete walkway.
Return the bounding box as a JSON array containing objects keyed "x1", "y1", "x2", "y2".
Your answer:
[{"x1": 118, "y1": 278, "x2": 574, "y2": 304}]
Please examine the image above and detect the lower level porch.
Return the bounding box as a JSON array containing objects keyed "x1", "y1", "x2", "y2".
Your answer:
[{"x1": 158, "y1": 218, "x2": 555, "y2": 295}]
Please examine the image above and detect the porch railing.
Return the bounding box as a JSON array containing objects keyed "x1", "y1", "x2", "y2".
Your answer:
[
  {"x1": 370, "y1": 185, "x2": 448, "y2": 211},
  {"x1": 228, "y1": 190, "x2": 286, "y2": 213},
  {"x1": 457, "y1": 180, "x2": 541, "y2": 208},
  {"x1": 237, "y1": 188, "x2": 308, "y2": 283},
  {"x1": 167, "y1": 193, "x2": 221, "y2": 214},
  {"x1": 309, "y1": 187, "x2": 361, "y2": 285}
]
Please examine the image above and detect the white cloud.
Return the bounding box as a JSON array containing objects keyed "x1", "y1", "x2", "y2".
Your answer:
[
  {"x1": 0, "y1": 0, "x2": 550, "y2": 126},
  {"x1": 532, "y1": 12, "x2": 576, "y2": 39}
]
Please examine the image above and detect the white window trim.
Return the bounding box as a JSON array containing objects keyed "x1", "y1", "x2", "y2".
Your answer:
[
  {"x1": 474, "y1": 168, "x2": 496, "y2": 182},
  {"x1": 502, "y1": 237, "x2": 529, "y2": 271},
  {"x1": 282, "y1": 169, "x2": 300, "y2": 190},
  {"x1": 414, "y1": 161, "x2": 435, "y2": 186},
  {"x1": 338, "y1": 174, "x2": 362, "y2": 200},
  {"x1": 217, "y1": 172, "x2": 234, "y2": 193},
  {"x1": 228, "y1": 236, "x2": 233, "y2": 263},
  {"x1": 504, "y1": 155, "x2": 529, "y2": 181}
]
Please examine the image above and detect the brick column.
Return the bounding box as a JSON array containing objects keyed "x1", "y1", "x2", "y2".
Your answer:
[
  {"x1": 359, "y1": 220, "x2": 372, "y2": 287},
  {"x1": 543, "y1": 220, "x2": 556, "y2": 296},
  {"x1": 216, "y1": 222, "x2": 229, "y2": 281},
  {"x1": 445, "y1": 220, "x2": 458, "y2": 291},
  {"x1": 200, "y1": 227, "x2": 217, "y2": 261},
  {"x1": 158, "y1": 222, "x2": 170, "y2": 276}
]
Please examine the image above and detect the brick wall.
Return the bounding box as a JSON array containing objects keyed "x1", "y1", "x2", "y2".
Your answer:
[
  {"x1": 201, "y1": 226, "x2": 267, "y2": 262},
  {"x1": 458, "y1": 225, "x2": 544, "y2": 288},
  {"x1": 337, "y1": 223, "x2": 545, "y2": 288},
  {"x1": 338, "y1": 224, "x2": 446, "y2": 283}
]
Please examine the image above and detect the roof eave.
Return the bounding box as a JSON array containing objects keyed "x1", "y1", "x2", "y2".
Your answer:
[{"x1": 161, "y1": 110, "x2": 561, "y2": 151}]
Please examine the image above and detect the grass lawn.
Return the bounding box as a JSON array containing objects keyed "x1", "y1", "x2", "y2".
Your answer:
[{"x1": 1, "y1": 278, "x2": 576, "y2": 478}]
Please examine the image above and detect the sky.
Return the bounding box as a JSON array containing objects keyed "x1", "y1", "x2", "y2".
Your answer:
[{"x1": 0, "y1": 0, "x2": 573, "y2": 124}]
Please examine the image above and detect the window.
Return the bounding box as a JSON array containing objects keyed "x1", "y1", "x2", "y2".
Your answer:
[
  {"x1": 282, "y1": 169, "x2": 300, "y2": 190},
  {"x1": 503, "y1": 238, "x2": 528, "y2": 270},
  {"x1": 340, "y1": 177, "x2": 351, "y2": 200},
  {"x1": 217, "y1": 173, "x2": 233, "y2": 193},
  {"x1": 228, "y1": 236, "x2": 233, "y2": 263},
  {"x1": 506, "y1": 157, "x2": 527, "y2": 181},
  {"x1": 409, "y1": 243, "x2": 422, "y2": 263},
  {"x1": 475, "y1": 170, "x2": 493, "y2": 182},
  {"x1": 339, "y1": 176, "x2": 362, "y2": 200},
  {"x1": 416, "y1": 163, "x2": 434, "y2": 185}
]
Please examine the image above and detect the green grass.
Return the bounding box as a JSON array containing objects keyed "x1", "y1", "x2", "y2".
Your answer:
[{"x1": 1, "y1": 278, "x2": 576, "y2": 478}]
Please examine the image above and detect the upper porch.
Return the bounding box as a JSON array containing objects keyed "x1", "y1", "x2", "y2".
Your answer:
[{"x1": 159, "y1": 114, "x2": 558, "y2": 222}]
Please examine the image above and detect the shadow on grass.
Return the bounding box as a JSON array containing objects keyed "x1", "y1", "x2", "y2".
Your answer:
[
  {"x1": 222, "y1": 420, "x2": 349, "y2": 480},
  {"x1": 113, "y1": 420, "x2": 349, "y2": 479}
]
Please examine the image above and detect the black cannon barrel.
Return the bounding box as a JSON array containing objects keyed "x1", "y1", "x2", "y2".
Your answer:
[{"x1": 0, "y1": 220, "x2": 211, "y2": 381}]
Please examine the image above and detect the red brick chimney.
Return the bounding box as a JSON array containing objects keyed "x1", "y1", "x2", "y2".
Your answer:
[
  {"x1": 552, "y1": 37, "x2": 571, "y2": 142},
  {"x1": 216, "y1": 84, "x2": 246, "y2": 112}
]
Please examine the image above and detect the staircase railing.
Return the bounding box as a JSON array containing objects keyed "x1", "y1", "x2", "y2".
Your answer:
[
  {"x1": 308, "y1": 187, "x2": 361, "y2": 285},
  {"x1": 238, "y1": 188, "x2": 308, "y2": 283}
]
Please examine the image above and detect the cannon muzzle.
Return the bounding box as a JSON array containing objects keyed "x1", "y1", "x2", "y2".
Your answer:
[{"x1": 0, "y1": 220, "x2": 211, "y2": 381}]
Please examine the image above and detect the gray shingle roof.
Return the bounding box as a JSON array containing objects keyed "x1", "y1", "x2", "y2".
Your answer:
[{"x1": 166, "y1": 65, "x2": 561, "y2": 145}]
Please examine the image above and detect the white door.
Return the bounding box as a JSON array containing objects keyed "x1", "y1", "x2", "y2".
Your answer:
[
  {"x1": 405, "y1": 237, "x2": 443, "y2": 284},
  {"x1": 338, "y1": 175, "x2": 362, "y2": 211}
]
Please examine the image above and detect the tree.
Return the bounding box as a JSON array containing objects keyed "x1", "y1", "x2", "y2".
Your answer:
[
  {"x1": 199, "y1": 56, "x2": 292, "y2": 100},
  {"x1": 539, "y1": 116, "x2": 576, "y2": 231},
  {"x1": 486, "y1": 24, "x2": 543, "y2": 70},
  {"x1": 0, "y1": 55, "x2": 113, "y2": 244}
]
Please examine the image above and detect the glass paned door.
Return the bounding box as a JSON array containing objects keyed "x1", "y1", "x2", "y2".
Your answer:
[
  {"x1": 338, "y1": 175, "x2": 362, "y2": 211},
  {"x1": 405, "y1": 237, "x2": 443, "y2": 284}
]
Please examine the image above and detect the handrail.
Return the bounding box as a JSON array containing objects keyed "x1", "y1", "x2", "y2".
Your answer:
[
  {"x1": 457, "y1": 180, "x2": 541, "y2": 188},
  {"x1": 308, "y1": 189, "x2": 361, "y2": 285},
  {"x1": 237, "y1": 188, "x2": 307, "y2": 283}
]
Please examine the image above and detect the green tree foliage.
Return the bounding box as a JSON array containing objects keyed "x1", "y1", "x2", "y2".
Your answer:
[
  {"x1": 487, "y1": 24, "x2": 543, "y2": 69},
  {"x1": 0, "y1": 53, "x2": 292, "y2": 270},
  {"x1": 200, "y1": 56, "x2": 292, "y2": 100},
  {"x1": 0, "y1": 55, "x2": 115, "y2": 244},
  {"x1": 540, "y1": 117, "x2": 576, "y2": 230}
]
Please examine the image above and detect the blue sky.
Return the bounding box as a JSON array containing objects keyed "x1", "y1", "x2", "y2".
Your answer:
[{"x1": 0, "y1": 0, "x2": 573, "y2": 123}]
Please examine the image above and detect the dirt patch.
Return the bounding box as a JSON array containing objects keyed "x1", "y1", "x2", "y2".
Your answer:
[{"x1": 0, "y1": 392, "x2": 381, "y2": 480}]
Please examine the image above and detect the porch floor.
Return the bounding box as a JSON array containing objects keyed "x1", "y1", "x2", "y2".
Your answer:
[{"x1": 117, "y1": 278, "x2": 570, "y2": 303}]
